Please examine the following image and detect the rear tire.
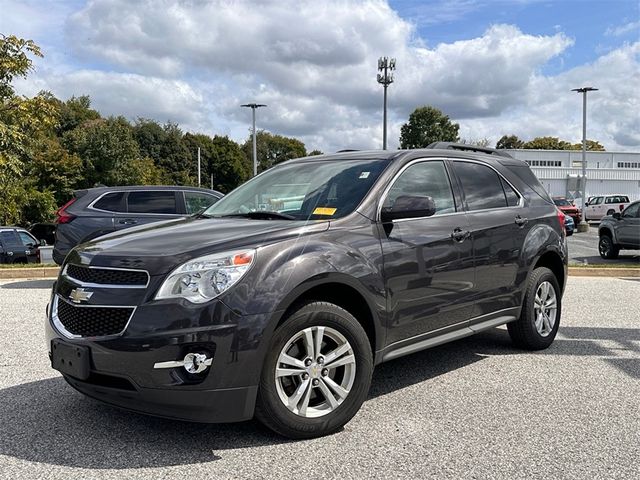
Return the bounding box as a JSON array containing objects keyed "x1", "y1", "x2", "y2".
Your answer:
[
  {"x1": 255, "y1": 301, "x2": 373, "y2": 439},
  {"x1": 508, "y1": 267, "x2": 561, "y2": 350},
  {"x1": 599, "y1": 234, "x2": 619, "y2": 259}
]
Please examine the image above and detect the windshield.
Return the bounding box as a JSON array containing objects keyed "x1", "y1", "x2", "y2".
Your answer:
[
  {"x1": 553, "y1": 198, "x2": 571, "y2": 206},
  {"x1": 204, "y1": 159, "x2": 389, "y2": 220}
]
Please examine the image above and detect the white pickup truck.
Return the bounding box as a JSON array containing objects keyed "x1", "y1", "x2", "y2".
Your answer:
[{"x1": 585, "y1": 194, "x2": 631, "y2": 221}]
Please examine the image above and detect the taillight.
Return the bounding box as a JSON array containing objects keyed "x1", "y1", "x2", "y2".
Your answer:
[
  {"x1": 55, "y1": 198, "x2": 77, "y2": 224},
  {"x1": 620, "y1": 205, "x2": 624, "y2": 211},
  {"x1": 556, "y1": 208, "x2": 566, "y2": 237}
]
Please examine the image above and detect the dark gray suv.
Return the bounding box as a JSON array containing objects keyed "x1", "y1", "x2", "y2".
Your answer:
[
  {"x1": 47, "y1": 144, "x2": 567, "y2": 439},
  {"x1": 53, "y1": 186, "x2": 222, "y2": 264}
]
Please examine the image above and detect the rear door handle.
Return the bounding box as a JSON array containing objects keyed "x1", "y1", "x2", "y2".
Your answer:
[
  {"x1": 451, "y1": 228, "x2": 470, "y2": 242},
  {"x1": 118, "y1": 219, "x2": 138, "y2": 225},
  {"x1": 515, "y1": 215, "x2": 528, "y2": 227}
]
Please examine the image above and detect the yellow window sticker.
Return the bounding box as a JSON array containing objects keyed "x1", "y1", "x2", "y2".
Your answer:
[{"x1": 313, "y1": 207, "x2": 337, "y2": 216}]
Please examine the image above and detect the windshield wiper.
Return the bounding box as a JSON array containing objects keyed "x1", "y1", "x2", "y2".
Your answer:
[{"x1": 217, "y1": 211, "x2": 297, "y2": 220}]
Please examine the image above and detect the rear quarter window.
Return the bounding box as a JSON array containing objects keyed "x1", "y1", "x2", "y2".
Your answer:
[
  {"x1": 93, "y1": 192, "x2": 126, "y2": 212},
  {"x1": 507, "y1": 165, "x2": 552, "y2": 203}
]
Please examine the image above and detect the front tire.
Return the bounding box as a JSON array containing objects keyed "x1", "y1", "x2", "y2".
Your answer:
[
  {"x1": 508, "y1": 267, "x2": 561, "y2": 350},
  {"x1": 599, "y1": 234, "x2": 619, "y2": 259},
  {"x1": 255, "y1": 301, "x2": 373, "y2": 439}
]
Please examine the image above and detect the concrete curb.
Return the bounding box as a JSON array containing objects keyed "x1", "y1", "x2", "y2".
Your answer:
[
  {"x1": 0, "y1": 267, "x2": 59, "y2": 279},
  {"x1": 568, "y1": 266, "x2": 640, "y2": 277},
  {"x1": 1, "y1": 266, "x2": 638, "y2": 280}
]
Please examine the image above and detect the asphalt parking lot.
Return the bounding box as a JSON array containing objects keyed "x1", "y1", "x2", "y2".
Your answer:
[
  {"x1": 567, "y1": 226, "x2": 640, "y2": 265},
  {"x1": 1, "y1": 276, "x2": 639, "y2": 479}
]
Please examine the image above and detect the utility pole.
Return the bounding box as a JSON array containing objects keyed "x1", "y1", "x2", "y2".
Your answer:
[
  {"x1": 197, "y1": 147, "x2": 201, "y2": 187},
  {"x1": 377, "y1": 57, "x2": 396, "y2": 150},
  {"x1": 571, "y1": 86, "x2": 598, "y2": 232},
  {"x1": 241, "y1": 103, "x2": 267, "y2": 176}
]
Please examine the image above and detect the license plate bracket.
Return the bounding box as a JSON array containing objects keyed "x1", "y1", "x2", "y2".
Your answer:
[{"x1": 51, "y1": 339, "x2": 91, "y2": 380}]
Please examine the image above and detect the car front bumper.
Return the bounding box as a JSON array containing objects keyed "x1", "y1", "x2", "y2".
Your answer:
[{"x1": 46, "y1": 298, "x2": 275, "y2": 423}]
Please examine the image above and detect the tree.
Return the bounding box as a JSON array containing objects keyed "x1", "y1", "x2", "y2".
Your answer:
[
  {"x1": 28, "y1": 138, "x2": 83, "y2": 205},
  {"x1": 399, "y1": 106, "x2": 459, "y2": 149},
  {"x1": 63, "y1": 116, "x2": 141, "y2": 187},
  {"x1": 496, "y1": 135, "x2": 524, "y2": 149},
  {"x1": 522, "y1": 136, "x2": 572, "y2": 150},
  {"x1": 56, "y1": 95, "x2": 100, "y2": 135},
  {"x1": 571, "y1": 140, "x2": 605, "y2": 151},
  {"x1": 183, "y1": 133, "x2": 250, "y2": 192},
  {"x1": 308, "y1": 149, "x2": 324, "y2": 156},
  {"x1": 242, "y1": 131, "x2": 306, "y2": 173}
]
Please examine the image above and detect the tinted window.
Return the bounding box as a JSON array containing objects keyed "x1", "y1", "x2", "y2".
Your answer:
[
  {"x1": 0, "y1": 231, "x2": 20, "y2": 247},
  {"x1": 18, "y1": 231, "x2": 37, "y2": 247},
  {"x1": 501, "y1": 178, "x2": 520, "y2": 207},
  {"x1": 127, "y1": 191, "x2": 177, "y2": 214},
  {"x1": 622, "y1": 203, "x2": 640, "y2": 218},
  {"x1": 93, "y1": 192, "x2": 126, "y2": 212},
  {"x1": 593, "y1": 197, "x2": 604, "y2": 205},
  {"x1": 383, "y1": 161, "x2": 456, "y2": 216},
  {"x1": 553, "y1": 198, "x2": 571, "y2": 207},
  {"x1": 185, "y1": 191, "x2": 219, "y2": 214},
  {"x1": 454, "y1": 162, "x2": 507, "y2": 211}
]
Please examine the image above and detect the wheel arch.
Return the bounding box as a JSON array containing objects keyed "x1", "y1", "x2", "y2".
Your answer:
[
  {"x1": 271, "y1": 275, "x2": 382, "y2": 356},
  {"x1": 530, "y1": 249, "x2": 566, "y2": 294}
]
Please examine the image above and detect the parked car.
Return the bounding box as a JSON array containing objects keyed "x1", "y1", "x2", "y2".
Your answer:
[
  {"x1": 53, "y1": 186, "x2": 223, "y2": 265},
  {"x1": 552, "y1": 197, "x2": 582, "y2": 224},
  {"x1": 0, "y1": 227, "x2": 42, "y2": 264},
  {"x1": 598, "y1": 200, "x2": 640, "y2": 259},
  {"x1": 584, "y1": 194, "x2": 631, "y2": 222},
  {"x1": 29, "y1": 222, "x2": 56, "y2": 246},
  {"x1": 564, "y1": 213, "x2": 575, "y2": 236},
  {"x1": 47, "y1": 143, "x2": 567, "y2": 439}
]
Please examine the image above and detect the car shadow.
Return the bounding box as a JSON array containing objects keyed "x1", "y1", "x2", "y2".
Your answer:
[
  {"x1": 1, "y1": 279, "x2": 55, "y2": 289},
  {"x1": 0, "y1": 325, "x2": 637, "y2": 469}
]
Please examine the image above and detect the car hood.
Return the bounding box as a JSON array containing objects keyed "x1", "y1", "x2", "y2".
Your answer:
[{"x1": 67, "y1": 217, "x2": 330, "y2": 274}]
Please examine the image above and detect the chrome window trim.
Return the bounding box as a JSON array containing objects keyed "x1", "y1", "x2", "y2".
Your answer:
[
  {"x1": 62, "y1": 263, "x2": 150, "y2": 289},
  {"x1": 376, "y1": 157, "x2": 524, "y2": 223},
  {"x1": 51, "y1": 294, "x2": 137, "y2": 340}
]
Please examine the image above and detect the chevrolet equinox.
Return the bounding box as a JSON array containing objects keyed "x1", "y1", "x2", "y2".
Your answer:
[{"x1": 46, "y1": 143, "x2": 567, "y2": 439}]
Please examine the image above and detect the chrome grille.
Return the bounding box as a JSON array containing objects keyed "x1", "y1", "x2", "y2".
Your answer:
[
  {"x1": 54, "y1": 296, "x2": 134, "y2": 337},
  {"x1": 65, "y1": 264, "x2": 148, "y2": 287}
]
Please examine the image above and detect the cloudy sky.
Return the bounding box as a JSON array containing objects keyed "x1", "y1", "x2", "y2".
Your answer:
[{"x1": 2, "y1": 0, "x2": 639, "y2": 152}]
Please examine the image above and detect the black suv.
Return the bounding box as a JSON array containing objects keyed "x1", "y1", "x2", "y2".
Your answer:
[
  {"x1": 0, "y1": 227, "x2": 41, "y2": 264},
  {"x1": 46, "y1": 144, "x2": 567, "y2": 439},
  {"x1": 598, "y1": 200, "x2": 640, "y2": 258},
  {"x1": 53, "y1": 185, "x2": 223, "y2": 265}
]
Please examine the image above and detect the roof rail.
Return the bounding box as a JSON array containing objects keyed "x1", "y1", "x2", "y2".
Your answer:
[
  {"x1": 335, "y1": 149, "x2": 360, "y2": 153},
  {"x1": 426, "y1": 142, "x2": 513, "y2": 159}
]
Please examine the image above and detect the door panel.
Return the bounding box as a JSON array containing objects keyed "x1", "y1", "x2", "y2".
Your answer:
[
  {"x1": 450, "y1": 160, "x2": 526, "y2": 317},
  {"x1": 379, "y1": 160, "x2": 475, "y2": 345},
  {"x1": 115, "y1": 191, "x2": 182, "y2": 231},
  {"x1": 618, "y1": 203, "x2": 640, "y2": 247}
]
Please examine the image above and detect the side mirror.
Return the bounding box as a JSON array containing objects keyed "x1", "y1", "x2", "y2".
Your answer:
[
  {"x1": 585, "y1": 202, "x2": 590, "y2": 206},
  {"x1": 39, "y1": 239, "x2": 47, "y2": 246},
  {"x1": 612, "y1": 212, "x2": 621, "y2": 220},
  {"x1": 381, "y1": 195, "x2": 437, "y2": 222}
]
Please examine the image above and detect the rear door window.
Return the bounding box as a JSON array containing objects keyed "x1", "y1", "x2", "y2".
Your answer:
[
  {"x1": 127, "y1": 191, "x2": 177, "y2": 214},
  {"x1": 453, "y1": 162, "x2": 508, "y2": 211},
  {"x1": 93, "y1": 192, "x2": 126, "y2": 212},
  {"x1": 0, "y1": 230, "x2": 21, "y2": 248},
  {"x1": 184, "y1": 191, "x2": 219, "y2": 214}
]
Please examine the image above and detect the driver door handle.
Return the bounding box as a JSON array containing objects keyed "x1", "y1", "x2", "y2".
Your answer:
[
  {"x1": 451, "y1": 228, "x2": 470, "y2": 242},
  {"x1": 118, "y1": 219, "x2": 138, "y2": 225},
  {"x1": 515, "y1": 215, "x2": 528, "y2": 227}
]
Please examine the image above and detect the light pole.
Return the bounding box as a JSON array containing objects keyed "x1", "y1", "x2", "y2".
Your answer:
[
  {"x1": 241, "y1": 103, "x2": 267, "y2": 177},
  {"x1": 571, "y1": 86, "x2": 598, "y2": 232},
  {"x1": 377, "y1": 57, "x2": 395, "y2": 150}
]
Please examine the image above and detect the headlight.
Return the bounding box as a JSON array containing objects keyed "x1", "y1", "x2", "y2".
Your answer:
[{"x1": 155, "y1": 249, "x2": 255, "y2": 303}]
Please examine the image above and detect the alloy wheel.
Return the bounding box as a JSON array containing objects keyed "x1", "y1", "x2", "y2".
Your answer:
[
  {"x1": 533, "y1": 281, "x2": 557, "y2": 337},
  {"x1": 275, "y1": 326, "x2": 356, "y2": 418}
]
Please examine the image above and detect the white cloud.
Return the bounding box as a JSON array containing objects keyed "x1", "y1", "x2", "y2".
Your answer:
[
  {"x1": 5, "y1": 0, "x2": 638, "y2": 152},
  {"x1": 605, "y1": 20, "x2": 640, "y2": 37}
]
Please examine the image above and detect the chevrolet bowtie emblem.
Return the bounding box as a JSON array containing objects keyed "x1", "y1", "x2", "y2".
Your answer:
[{"x1": 69, "y1": 288, "x2": 94, "y2": 304}]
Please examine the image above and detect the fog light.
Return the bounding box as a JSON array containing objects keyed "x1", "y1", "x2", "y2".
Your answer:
[{"x1": 153, "y1": 352, "x2": 213, "y2": 373}]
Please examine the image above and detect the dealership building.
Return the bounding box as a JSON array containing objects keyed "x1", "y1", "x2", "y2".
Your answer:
[{"x1": 505, "y1": 149, "x2": 640, "y2": 201}]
